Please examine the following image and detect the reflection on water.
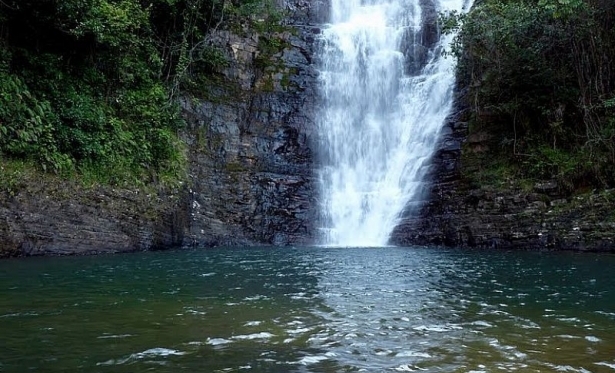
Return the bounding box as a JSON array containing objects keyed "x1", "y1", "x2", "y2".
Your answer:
[{"x1": 0, "y1": 247, "x2": 614, "y2": 372}]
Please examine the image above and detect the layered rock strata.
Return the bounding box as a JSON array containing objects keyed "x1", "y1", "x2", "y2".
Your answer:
[
  {"x1": 392, "y1": 105, "x2": 615, "y2": 252},
  {"x1": 0, "y1": 0, "x2": 322, "y2": 257}
]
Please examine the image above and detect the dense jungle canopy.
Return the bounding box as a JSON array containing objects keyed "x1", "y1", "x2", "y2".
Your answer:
[
  {"x1": 450, "y1": 0, "x2": 615, "y2": 191},
  {"x1": 0, "y1": 0, "x2": 273, "y2": 184}
]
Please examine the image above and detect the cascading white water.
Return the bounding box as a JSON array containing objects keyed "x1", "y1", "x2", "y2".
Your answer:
[{"x1": 317, "y1": 0, "x2": 470, "y2": 246}]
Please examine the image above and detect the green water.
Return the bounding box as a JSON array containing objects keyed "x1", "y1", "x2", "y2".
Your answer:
[{"x1": 0, "y1": 247, "x2": 614, "y2": 372}]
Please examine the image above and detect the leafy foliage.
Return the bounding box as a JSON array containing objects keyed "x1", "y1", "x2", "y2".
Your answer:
[
  {"x1": 0, "y1": 0, "x2": 279, "y2": 184},
  {"x1": 447, "y1": 0, "x2": 615, "y2": 191}
]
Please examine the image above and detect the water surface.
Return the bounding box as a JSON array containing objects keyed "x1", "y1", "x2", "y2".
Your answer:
[{"x1": 0, "y1": 247, "x2": 614, "y2": 372}]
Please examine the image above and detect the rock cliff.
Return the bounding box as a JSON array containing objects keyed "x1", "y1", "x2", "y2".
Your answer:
[
  {"x1": 391, "y1": 98, "x2": 615, "y2": 252},
  {"x1": 2, "y1": 0, "x2": 613, "y2": 257},
  {"x1": 0, "y1": 0, "x2": 323, "y2": 257},
  {"x1": 0, "y1": 172, "x2": 186, "y2": 256},
  {"x1": 179, "y1": 1, "x2": 324, "y2": 246}
]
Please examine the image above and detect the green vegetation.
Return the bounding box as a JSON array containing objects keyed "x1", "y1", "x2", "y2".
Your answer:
[
  {"x1": 447, "y1": 0, "x2": 615, "y2": 192},
  {"x1": 0, "y1": 0, "x2": 280, "y2": 185}
]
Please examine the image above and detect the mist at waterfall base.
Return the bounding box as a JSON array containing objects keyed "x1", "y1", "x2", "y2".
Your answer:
[{"x1": 317, "y1": 0, "x2": 469, "y2": 247}]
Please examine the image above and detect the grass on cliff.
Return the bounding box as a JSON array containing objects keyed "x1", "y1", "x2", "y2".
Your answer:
[{"x1": 0, "y1": 154, "x2": 187, "y2": 202}]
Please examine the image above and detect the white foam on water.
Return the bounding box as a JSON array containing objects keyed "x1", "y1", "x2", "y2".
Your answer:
[
  {"x1": 206, "y1": 337, "x2": 233, "y2": 346},
  {"x1": 96, "y1": 334, "x2": 132, "y2": 339},
  {"x1": 139, "y1": 348, "x2": 185, "y2": 357},
  {"x1": 395, "y1": 351, "x2": 431, "y2": 358},
  {"x1": 232, "y1": 332, "x2": 275, "y2": 340},
  {"x1": 470, "y1": 321, "x2": 493, "y2": 328},
  {"x1": 286, "y1": 327, "x2": 313, "y2": 335},
  {"x1": 595, "y1": 362, "x2": 615, "y2": 370},
  {"x1": 544, "y1": 364, "x2": 593, "y2": 373},
  {"x1": 556, "y1": 334, "x2": 581, "y2": 339},
  {"x1": 96, "y1": 348, "x2": 185, "y2": 366},
  {"x1": 394, "y1": 364, "x2": 428, "y2": 371},
  {"x1": 298, "y1": 355, "x2": 329, "y2": 365}
]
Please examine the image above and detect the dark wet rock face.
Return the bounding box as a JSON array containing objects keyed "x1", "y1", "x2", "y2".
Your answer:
[
  {"x1": 391, "y1": 96, "x2": 615, "y2": 252},
  {"x1": 0, "y1": 182, "x2": 186, "y2": 257},
  {"x1": 179, "y1": 2, "x2": 321, "y2": 247},
  {"x1": 401, "y1": 0, "x2": 440, "y2": 75}
]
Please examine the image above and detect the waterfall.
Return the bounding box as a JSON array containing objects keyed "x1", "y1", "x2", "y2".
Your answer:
[{"x1": 317, "y1": 0, "x2": 470, "y2": 246}]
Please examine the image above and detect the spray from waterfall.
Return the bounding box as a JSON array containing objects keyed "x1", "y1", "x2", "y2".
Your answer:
[{"x1": 317, "y1": 0, "x2": 471, "y2": 247}]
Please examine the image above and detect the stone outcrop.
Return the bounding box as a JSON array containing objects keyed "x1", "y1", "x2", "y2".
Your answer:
[
  {"x1": 391, "y1": 100, "x2": 615, "y2": 252},
  {"x1": 179, "y1": 11, "x2": 322, "y2": 246},
  {"x1": 401, "y1": 0, "x2": 440, "y2": 75},
  {"x1": 0, "y1": 175, "x2": 186, "y2": 257}
]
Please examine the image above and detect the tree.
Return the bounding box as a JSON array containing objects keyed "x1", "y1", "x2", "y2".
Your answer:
[{"x1": 450, "y1": 0, "x2": 615, "y2": 189}]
